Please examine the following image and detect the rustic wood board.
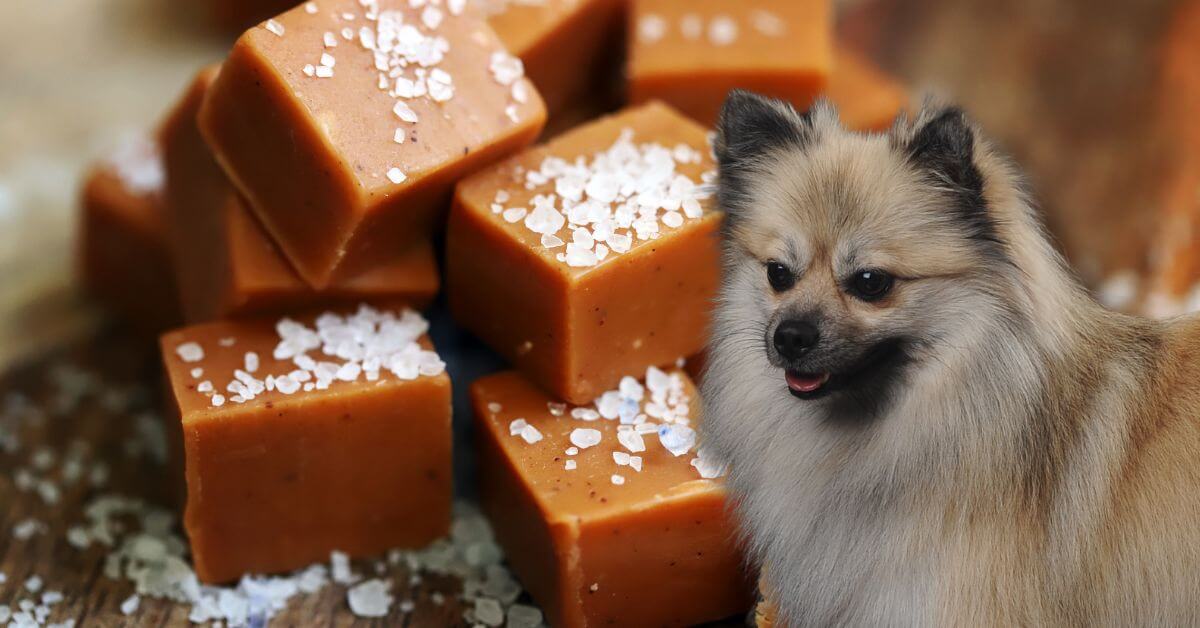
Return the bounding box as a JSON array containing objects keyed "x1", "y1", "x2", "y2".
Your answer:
[{"x1": 0, "y1": 328, "x2": 475, "y2": 626}]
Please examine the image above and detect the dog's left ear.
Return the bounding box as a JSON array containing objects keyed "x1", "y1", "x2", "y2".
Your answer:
[
  {"x1": 903, "y1": 107, "x2": 988, "y2": 222},
  {"x1": 714, "y1": 90, "x2": 813, "y2": 224}
]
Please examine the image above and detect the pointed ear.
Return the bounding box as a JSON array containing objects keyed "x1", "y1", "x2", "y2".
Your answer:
[
  {"x1": 903, "y1": 106, "x2": 994, "y2": 241},
  {"x1": 905, "y1": 107, "x2": 985, "y2": 206},
  {"x1": 714, "y1": 90, "x2": 812, "y2": 222}
]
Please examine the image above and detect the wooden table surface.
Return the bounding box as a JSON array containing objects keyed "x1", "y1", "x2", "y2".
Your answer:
[{"x1": 1, "y1": 0, "x2": 1193, "y2": 625}]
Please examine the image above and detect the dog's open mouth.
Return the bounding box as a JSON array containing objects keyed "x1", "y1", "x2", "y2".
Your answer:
[
  {"x1": 782, "y1": 339, "x2": 909, "y2": 401},
  {"x1": 785, "y1": 371, "x2": 831, "y2": 397}
]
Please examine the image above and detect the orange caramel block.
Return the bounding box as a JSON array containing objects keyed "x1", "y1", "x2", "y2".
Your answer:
[
  {"x1": 199, "y1": 0, "x2": 547, "y2": 289},
  {"x1": 627, "y1": 0, "x2": 832, "y2": 126},
  {"x1": 160, "y1": 307, "x2": 452, "y2": 583},
  {"x1": 484, "y1": 0, "x2": 624, "y2": 115},
  {"x1": 78, "y1": 139, "x2": 181, "y2": 334},
  {"x1": 447, "y1": 102, "x2": 721, "y2": 404},
  {"x1": 473, "y1": 370, "x2": 753, "y2": 627},
  {"x1": 829, "y1": 46, "x2": 907, "y2": 132},
  {"x1": 161, "y1": 66, "x2": 438, "y2": 323}
]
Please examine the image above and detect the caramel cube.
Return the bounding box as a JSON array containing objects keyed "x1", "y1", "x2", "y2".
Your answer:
[
  {"x1": 160, "y1": 306, "x2": 452, "y2": 583},
  {"x1": 162, "y1": 66, "x2": 439, "y2": 322},
  {"x1": 473, "y1": 368, "x2": 753, "y2": 627},
  {"x1": 485, "y1": 0, "x2": 624, "y2": 115},
  {"x1": 199, "y1": 0, "x2": 547, "y2": 288},
  {"x1": 448, "y1": 102, "x2": 720, "y2": 404},
  {"x1": 627, "y1": 0, "x2": 832, "y2": 126},
  {"x1": 78, "y1": 137, "x2": 181, "y2": 334},
  {"x1": 829, "y1": 46, "x2": 907, "y2": 132}
]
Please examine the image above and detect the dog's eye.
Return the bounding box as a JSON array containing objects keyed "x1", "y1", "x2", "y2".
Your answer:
[
  {"x1": 765, "y1": 261, "x2": 795, "y2": 292},
  {"x1": 848, "y1": 270, "x2": 894, "y2": 301}
]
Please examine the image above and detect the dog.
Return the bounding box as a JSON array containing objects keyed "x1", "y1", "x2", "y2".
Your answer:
[{"x1": 700, "y1": 91, "x2": 1200, "y2": 626}]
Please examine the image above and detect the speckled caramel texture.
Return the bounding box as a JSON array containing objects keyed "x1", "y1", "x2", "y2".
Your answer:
[
  {"x1": 448, "y1": 102, "x2": 721, "y2": 404},
  {"x1": 472, "y1": 371, "x2": 753, "y2": 628},
  {"x1": 627, "y1": 0, "x2": 831, "y2": 126},
  {"x1": 161, "y1": 66, "x2": 439, "y2": 323},
  {"x1": 486, "y1": 0, "x2": 625, "y2": 115},
  {"x1": 160, "y1": 315, "x2": 452, "y2": 584},
  {"x1": 77, "y1": 164, "x2": 181, "y2": 335},
  {"x1": 198, "y1": 0, "x2": 547, "y2": 288}
]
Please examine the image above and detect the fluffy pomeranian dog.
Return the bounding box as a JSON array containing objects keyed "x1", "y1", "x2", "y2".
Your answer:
[{"x1": 701, "y1": 91, "x2": 1200, "y2": 626}]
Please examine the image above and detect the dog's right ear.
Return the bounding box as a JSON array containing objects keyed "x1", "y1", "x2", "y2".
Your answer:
[{"x1": 714, "y1": 91, "x2": 813, "y2": 224}]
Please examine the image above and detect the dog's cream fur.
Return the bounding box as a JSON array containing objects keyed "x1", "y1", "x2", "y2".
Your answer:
[{"x1": 702, "y1": 92, "x2": 1200, "y2": 626}]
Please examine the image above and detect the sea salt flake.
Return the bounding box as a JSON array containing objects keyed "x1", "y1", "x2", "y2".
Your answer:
[
  {"x1": 324, "y1": 31, "x2": 338, "y2": 47},
  {"x1": 564, "y1": 460, "x2": 576, "y2": 470},
  {"x1": 639, "y1": 14, "x2": 667, "y2": 43},
  {"x1": 617, "y1": 429, "x2": 646, "y2": 453},
  {"x1": 320, "y1": 53, "x2": 336, "y2": 68},
  {"x1": 658, "y1": 424, "x2": 696, "y2": 456},
  {"x1": 569, "y1": 428, "x2": 602, "y2": 449},
  {"x1": 503, "y1": 207, "x2": 527, "y2": 223},
  {"x1": 387, "y1": 168, "x2": 408, "y2": 184},
  {"x1": 708, "y1": 15, "x2": 738, "y2": 45},
  {"x1": 518, "y1": 425, "x2": 542, "y2": 444},
  {"x1": 265, "y1": 19, "x2": 285, "y2": 36},
  {"x1": 175, "y1": 342, "x2": 204, "y2": 363},
  {"x1": 316, "y1": 65, "x2": 334, "y2": 78},
  {"x1": 611, "y1": 474, "x2": 625, "y2": 485},
  {"x1": 393, "y1": 101, "x2": 419, "y2": 123},
  {"x1": 347, "y1": 579, "x2": 393, "y2": 618},
  {"x1": 120, "y1": 594, "x2": 140, "y2": 615}
]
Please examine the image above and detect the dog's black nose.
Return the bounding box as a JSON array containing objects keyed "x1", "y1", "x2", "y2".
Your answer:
[{"x1": 774, "y1": 320, "x2": 820, "y2": 359}]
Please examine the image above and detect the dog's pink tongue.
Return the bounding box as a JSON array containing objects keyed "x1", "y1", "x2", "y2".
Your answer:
[{"x1": 786, "y1": 371, "x2": 830, "y2": 393}]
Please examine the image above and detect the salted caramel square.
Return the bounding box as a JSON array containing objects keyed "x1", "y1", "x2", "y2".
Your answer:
[
  {"x1": 198, "y1": 0, "x2": 547, "y2": 288},
  {"x1": 78, "y1": 136, "x2": 181, "y2": 334},
  {"x1": 161, "y1": 66, "x2": 439, "y2": 322},
  {"x1": 448, "y1": 101, "x2": 721, "y2": 404},
  {"x1": 160, "y1": 305, "x2": 452, "y2": 583},
  {"x1": 484, "y1": 0, "x2": 624, "y2": 115},
  {"x1": 473, "y1": 368, "x2": 752, "y2": 627},
  {"x1": 627, "y1": 0, "x2": 832, "y2": 126}
]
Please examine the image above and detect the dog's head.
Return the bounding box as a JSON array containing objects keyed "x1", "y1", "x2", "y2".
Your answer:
[{"x1": 712, "y1": 92, "x2": 1020, "y2": 420}]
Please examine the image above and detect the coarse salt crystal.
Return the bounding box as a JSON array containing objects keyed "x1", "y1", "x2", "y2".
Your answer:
[
  {"x1": 708, "y1": 15, "x2": 738, "y2": 46},
  {"x1": 569, "y1": 428, "x2": 601, "y2": 449},
  {"x1": 244, "y1": 352, "x2": 259, "y2": 373},
  {"x1": 303, "y1": 64, "x2": 316, "y2": 77},
  {"x1": 320, "y1": 53, "x2": 336, "y2": 68},
  {"x1": 393, "y1": 101, "x2": 419, "y2": 123},
  {"x1": 610, "y1": 474, "x2": 625, "y2": 485},
  {"x1": 120, "y1": 594, "x2": 140, "y2": 615},
  {"x1": 211, "y1": 394, "x2": 226, "y2": 407},
  {"x1": 509, "y1": 418, "x2": 528, "y2": 436},
  {"x1": 519, "y1": 424, "x2": 543, "y2": 444},
  {"x1": 617, "y1": 429, "x2": 645, "y2": 453},
  {"x1": 265, "y1": 19, "x2": 285, "y2": 36},
  {"x1": 502, "y1": 207, "x2": 527, "y2": 223},
  {"x1": 387, "y1": 168, "x2": 407, "y2": 184},
  {"x1": 190, "y1": 368, "x2": 203, "y2": 378},
  {"x1": 324, "y1": 31, "x2": 338, "y2": 47},
  {"x1": 316, "y1": 66, "x2": 334, "y2": 78},
  {"x1": 305, "y1": 2, "x2": 318, "y2": 13},
  {"x1": 175, "y1": 342, "x2": 204, "y2": 363},
  {"x1": 639, "y1": 14, "x2": 667, "y2": 43},
  {"x1": 393, "y1": 128, "x2": 407, "y2": 144},
  {"x1": 347, "y1": 579, "x2": 393, "y2": 618},
  {"x1": 564, "y1": 460, "x2": 576, "y2": 470}
]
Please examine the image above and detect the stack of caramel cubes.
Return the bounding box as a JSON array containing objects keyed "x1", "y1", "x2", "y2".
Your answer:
[{"x1": 75, "y1": 0, "x2": 909, "y2": 622}]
